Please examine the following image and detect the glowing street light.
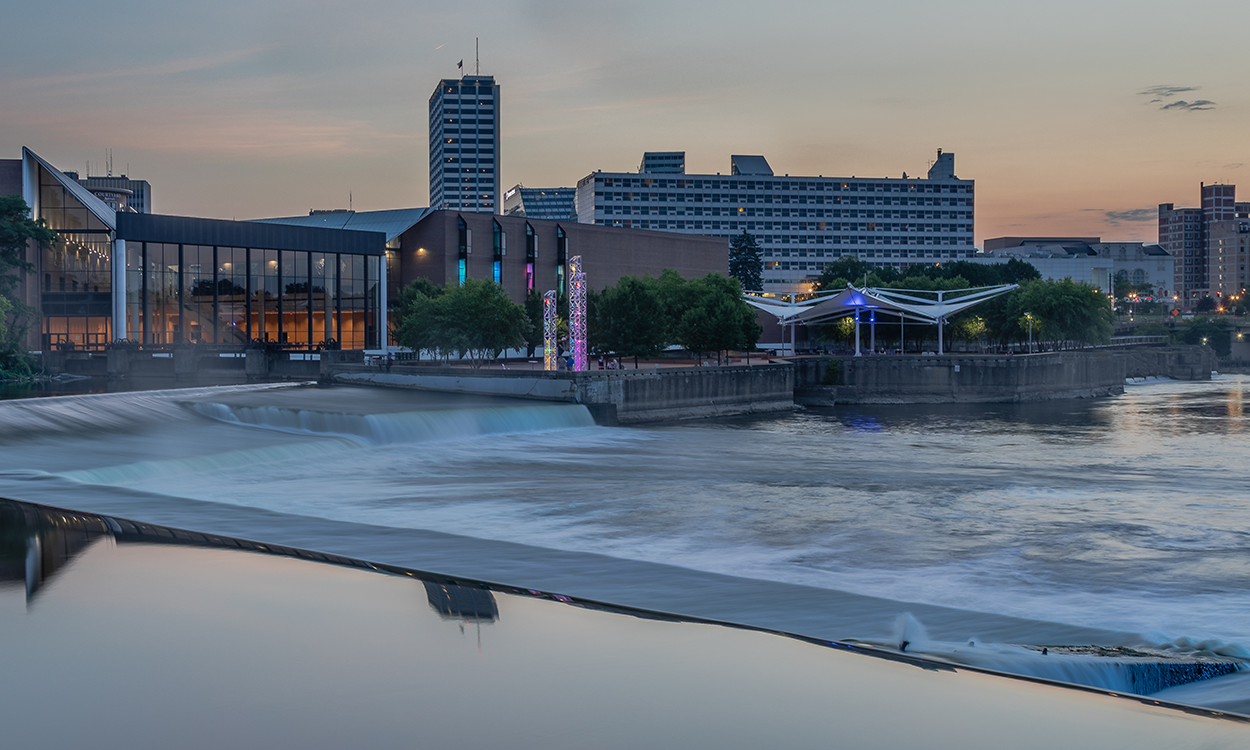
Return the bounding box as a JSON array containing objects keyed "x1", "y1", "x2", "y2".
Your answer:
[{"x1": 1025, "y1": 312, "x2": 1034, "y2": 353}]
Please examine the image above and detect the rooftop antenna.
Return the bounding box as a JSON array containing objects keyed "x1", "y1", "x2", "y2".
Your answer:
[
  {"x1": 476, "y1": 37, "x2": 479, "y2": 75},
  {"x1": 349, "y1": 191, "x2": 352, "y2": 211}
]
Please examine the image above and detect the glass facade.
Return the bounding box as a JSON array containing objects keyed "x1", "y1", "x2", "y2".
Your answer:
[
  {"x1": 457, "y1": 216, "x2": 469, "y2": 286},
  {"x1": 525, "y1": 223, "x2": 536, "y2": 293},
  {"x1": 32, "y1": 159, "x2": 384, "y2": 351},
  {"x1": 122, "y1": 242, "x2": 379, "y2": 350},
  {"x1": 38, "y1": 165, "x2": 114, "y2": 350}
]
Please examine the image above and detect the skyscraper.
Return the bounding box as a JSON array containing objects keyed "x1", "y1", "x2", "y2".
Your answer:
[{"x1": 429, "y1": 75, "x2": 500, "y2": 214}]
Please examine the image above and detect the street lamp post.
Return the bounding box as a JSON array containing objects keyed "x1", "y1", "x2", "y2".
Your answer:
[{"x1": 1025, "y1": 312, "x2": 1034, "y2": 354}]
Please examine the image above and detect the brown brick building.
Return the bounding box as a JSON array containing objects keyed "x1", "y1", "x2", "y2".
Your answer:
[{"x1": 257, "y1": 208, "x2": 730, "y2": 307}]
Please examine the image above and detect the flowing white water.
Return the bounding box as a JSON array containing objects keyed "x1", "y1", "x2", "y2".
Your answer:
[{"x1": 2, "y1": 379, "x2": 1249, "y2": 705}]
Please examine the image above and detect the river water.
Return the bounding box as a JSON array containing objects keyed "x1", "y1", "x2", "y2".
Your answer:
[{"x1": 1, "y1": 377, "x2": 1248, "y2": 707}]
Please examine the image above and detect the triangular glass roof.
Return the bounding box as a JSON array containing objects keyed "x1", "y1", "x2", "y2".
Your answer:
[{"x1": 23, "y1": 148, "x2": 116, "y2": 232}]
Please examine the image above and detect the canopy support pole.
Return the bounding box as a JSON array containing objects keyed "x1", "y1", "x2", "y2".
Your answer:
[{"x1": 854, "y1": 309, "x2": 861, "y2": 357}]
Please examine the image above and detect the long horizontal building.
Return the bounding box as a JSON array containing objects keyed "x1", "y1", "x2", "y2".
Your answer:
[
  {"x1": 973, "y1": 237, "x2": 1173, "y2": 297},
  {"x1": 2, "y1": 148, "x2": 388, "y2": 352},
  {"x1": 576, "y1": 150, "x2": 975, "y2": 291}
]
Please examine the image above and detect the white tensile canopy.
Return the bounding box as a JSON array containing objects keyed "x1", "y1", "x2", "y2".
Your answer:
[{"x1": 745, "y1": 284, "x2": 1019, "y2": 356}]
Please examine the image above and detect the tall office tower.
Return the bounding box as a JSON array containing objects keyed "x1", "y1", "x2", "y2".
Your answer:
[
  {"x1": 429, "y1": 75, "x2": 500, "y2": 213},
  {"x1": 577, "y1": 150, "x2": 975, "y2": 292},
  {"x1": 1159, "y1": 184, "x2": 1249, "y2": 307}
]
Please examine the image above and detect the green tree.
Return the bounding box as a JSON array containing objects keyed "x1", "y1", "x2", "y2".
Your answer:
[
  {"x1": 815, "y1": 256, "x2": 872, "y2": 292},
  {"x1": 393, "y1": 278, "x2": 530, "y2": 367},
  {"x1": 1012, "y1": 279, "x2": 1114, "y2": 348},
  {"x1": 1180, "y1": 316, "x2": 1233, "y2": 357},
  {"x1": 672, "y1": 274, "x2": 762, "y2": 364},
  {"x1": 593, "y1": 276, "x2": 670, "y2": 368},
  {"x1": 1, "y1": 196, "x2": 56, "y2": 377},
  {"x1": 392, "y1": 278, "x2": 445, "y2": 361},
  {"x1": 728, "y1": 231, "x2": 764, "y2": 291}
]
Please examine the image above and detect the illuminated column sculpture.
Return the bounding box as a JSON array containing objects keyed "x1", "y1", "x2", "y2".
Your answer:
[
  {"x1": 569, "y1": 255, "x2": 587, "y2": 371},
  {"x1": 543, "y1": 290, "x2": 558, "y2": 371}
]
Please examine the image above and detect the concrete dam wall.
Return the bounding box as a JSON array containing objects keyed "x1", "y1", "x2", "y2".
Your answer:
[{"x1": 334, "y1": 364, "x2": 797, "y2": 425}]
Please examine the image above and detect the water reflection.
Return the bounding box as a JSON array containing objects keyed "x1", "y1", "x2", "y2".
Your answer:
[
  {"x1": 425, "y1": 580, "x2": 499, "y2": 622},
  {"x1": 0, "y1": 501, "x2": 110, "y2": 600},
  {"x1": 4, "y1": 497, "x2": 1250, "y2": 745}
]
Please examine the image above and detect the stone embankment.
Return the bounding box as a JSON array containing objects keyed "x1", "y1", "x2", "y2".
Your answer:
[
  {"x1": 792, "y1": 346, "x2": 1217, "y2": 406},
  {"x1": 332, "y1": 365, "x2": 796, "y2": 425}
]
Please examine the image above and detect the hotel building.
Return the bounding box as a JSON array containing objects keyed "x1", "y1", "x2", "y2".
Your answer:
[{"x1": 577, "y1": 150, "x2": 975, "y2": 291}]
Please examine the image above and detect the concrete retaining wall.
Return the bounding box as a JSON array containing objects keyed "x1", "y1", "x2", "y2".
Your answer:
[
  {"x1": 794, "y1": 351, "x2": 1126, "y2": 405},
  {"x1": 792, "y1": 345, "x2": 1217, "y2": 405},
  {"x1": 333, "y1": 364, "x2": 796, "y2": 425},
  {"x1": 48, "y1": 347, "x2": 366, "y2": 385},
  {"x1": 1120, "y1": 346, "x2": 1217, "y2": 381}
]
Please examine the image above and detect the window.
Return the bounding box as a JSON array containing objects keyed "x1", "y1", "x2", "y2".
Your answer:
[{"x1": 493, "y1": 220, "x2": 504, "y2": 284}]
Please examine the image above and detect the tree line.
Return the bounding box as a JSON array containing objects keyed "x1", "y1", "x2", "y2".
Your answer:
[{"x1": 393, "y1": 271, "x2": 762, "y2": 368}]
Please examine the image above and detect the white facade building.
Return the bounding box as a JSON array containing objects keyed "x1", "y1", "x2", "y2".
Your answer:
[
  {"x1": 971, "y1": 240, "x2": 1173, "y2": 296},
  {"x1": 576, "y1": 150, "x2": 975, "y2": 291},
  {"x1": 429, "y1": 75, "x2": 500, "y2": 214}
]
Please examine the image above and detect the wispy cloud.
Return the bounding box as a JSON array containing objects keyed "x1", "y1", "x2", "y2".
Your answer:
[
  {"x1": 1140, "y1": 85, "x2": 1199, "y2": 98},
  {"x1": 1104, "y1": 208, "x2": 1156, "y2": 226},
  {"x1": 1139, "y1": 85, "x2": 1215, "y2": 111},
  {"x1": 1161, "y1": 99, "x2": 1215, "y2": 111}
]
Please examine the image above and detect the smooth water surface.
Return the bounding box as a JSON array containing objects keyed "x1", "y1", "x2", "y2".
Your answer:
[{"x1": 3, "y1": 501, "x2": 1246, "y2": 749}]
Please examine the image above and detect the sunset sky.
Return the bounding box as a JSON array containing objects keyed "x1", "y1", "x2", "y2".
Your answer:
[{"x1": 4, "y1": 0, "x2": 1247, "y2": 246}]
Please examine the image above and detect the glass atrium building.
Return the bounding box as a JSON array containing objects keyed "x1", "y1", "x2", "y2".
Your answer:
[{"x1": 12, "y1": 148, "x2": 386, "y2": 352}]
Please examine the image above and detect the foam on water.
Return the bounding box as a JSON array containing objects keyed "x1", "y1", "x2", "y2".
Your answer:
[{"x1": 0, "y1": 383, "x2": 301, "y2": 443}]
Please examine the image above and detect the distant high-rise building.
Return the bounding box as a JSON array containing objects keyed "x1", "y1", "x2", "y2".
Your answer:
[
  {"x1": 502, "y1": 184, "x2": 577, "y2": 221},
  {"x1": 1159, "y1": 184, "x2": 1250, "y2": 306},
  {"x1": 63, "y1": 172, "x2": 152, "y2": 214},
  {"x1": 577, "y1": 149, "x2": 975, "y2": 291},
  {"x1": 429, "y1": 75, "x2": 500, "y2": 214}
]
